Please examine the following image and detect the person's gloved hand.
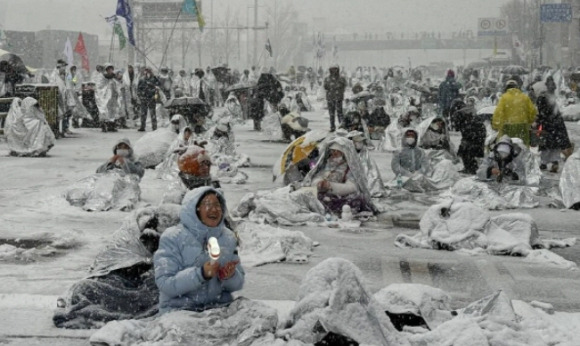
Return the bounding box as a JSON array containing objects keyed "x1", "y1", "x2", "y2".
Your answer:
[{"x1": 218, "y1": 260, "x2": 240, "y2": 281}]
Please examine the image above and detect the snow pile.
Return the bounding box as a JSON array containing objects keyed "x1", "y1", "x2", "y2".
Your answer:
[
  {"x1": 0, "y1": 231, "x2": 81, "y2": 263},
  {"x1": 212, "y1": 155, "x2": 249, "y2": 185},
  {"x1": 449, "y1": 177, "x2": 539, "y2": 210},
  {"x1": 233, "y1": 186, "x2": 326, "y2": 225},
  {"x1": 561, "y1": 104, "x2": 580, "y2": 121},
  {"x1": 89, "y1": 298, "x2": 278, "y2": 346},
  {"x1": 63, "y1": 170, "x2": 141, "y2": 212},
  {"x1": 236, "y1": 222, "x2": 314, "y2": 267},
  {"x1": 395, "y1": 199, "x2": 576, "y2": 267},
  {"x1": 133, "y1": 127, "x2": 177, "y2": 168},
  {"x1": 277, "y1": 258, "x2": 405, "y2": 345}
]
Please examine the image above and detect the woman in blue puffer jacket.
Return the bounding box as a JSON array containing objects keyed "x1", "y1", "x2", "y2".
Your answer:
[{"x1": 154, "y1": 186, "x2": 244, "y2": 313}]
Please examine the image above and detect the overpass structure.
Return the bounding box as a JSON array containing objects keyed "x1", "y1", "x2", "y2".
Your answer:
[{"x1": 305, "y1": 38, "x2": 510, "y2": 52}]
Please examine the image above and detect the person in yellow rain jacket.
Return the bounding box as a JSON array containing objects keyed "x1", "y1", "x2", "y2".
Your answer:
[{"x1": 492, "y1": 80, "x2": 537, "y2": 146}]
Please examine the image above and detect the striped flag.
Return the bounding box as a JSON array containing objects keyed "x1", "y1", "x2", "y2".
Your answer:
[{"x1": 182, "y1": 0, "x2": 205, "y2": 31}]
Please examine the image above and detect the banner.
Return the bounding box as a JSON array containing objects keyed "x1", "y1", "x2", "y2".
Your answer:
[
  {"x1": 63, "y1": 37, "x2": 74, "y2": 66},
  {"x1": 74, "y1": 33, "x2": 90, "y2": 72},
  {"x1": 116, "y1": 0, "x2": 135, "y2": 45}
]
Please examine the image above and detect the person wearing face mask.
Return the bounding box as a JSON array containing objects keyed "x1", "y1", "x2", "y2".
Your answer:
[
  {"x1": 96, "y1": 138, "x2": 145, "y2": 179},
  {"x1": 303, "y1": 137, "x2": 376, "y2": 215},
  {"x1": 419, "y1": 117, "x2": 450, "y2": 151},
  {"x1": 391, "y1": 129, "x2": 431, "y2": 177},
  {"x1": 398, "y1": 106, "x2": 421, "y2": 128},
  {"x1": 476, "y1": 135, "x2": 526, "y2": 184},
  {"x1": 95, "y1": 63, "x2": 120, "y2": 132},
  {"x1": 365, "y1": 98, "x2": 391, "y2": 140}
]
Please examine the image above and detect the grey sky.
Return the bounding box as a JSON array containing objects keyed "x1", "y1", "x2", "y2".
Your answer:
[{"x1": 0, "y1": 0, "x2": 510, "y2": 39}]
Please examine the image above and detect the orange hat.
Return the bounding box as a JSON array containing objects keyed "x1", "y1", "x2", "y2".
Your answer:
[{"x1": 177, "y1": 146, "x2": 211, "y2": 176}]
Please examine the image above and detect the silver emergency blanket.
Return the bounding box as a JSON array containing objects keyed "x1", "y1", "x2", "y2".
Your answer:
[
  {"x1": 387, "y1": 158, "x2": 459, "y2": 193},
  {"x1": 89, "y1": 204, "x2": 181, "y2": 277},
  {"x1": 394, "y1": 199, "x2": 574, "y2": 258},
  {"x1": 236, "y1": 222, "x2": 314, "y2": 267},
  {"x1": 89, "y1": 298, "x2": 279, "y2": 346},
  {"x1": 4, "y1": 97, "x2": 55, "y2": 156},
  {"x1": 416, "y1": 116, "x2": 457, "y2": 159},
  {"x1": 359, "y1": 147, "x2": 388, "y2": 197},
  {"x1": 559, "y1": 151, "x2": 580, "y2": 209},
  {"x1": 262, "y1": 111, "x2": 283, "y2": 140},
  {"x1": 232, "y1": 186, "x2": 326, "y2": 225},
  {"x1": 95, "y1": 73, "x2": 119, "y2": 122},
  {"x1": 381, "y1": 121, "x2": 402, "y2": 152},
  {"x1": 303, "y1": 136, "x2": 375, "y2": 211},
  {"x1": 276, "y1": 258, "x2": 405, "y2": 345},
  {"x1": 133, "y1": 127, "x2": 177, "y2": 168},
  {"x1": 155, "y1": 128, "x2": 192, "y2": 180},
  {"x1": 449, "y1": 177, "x2": 539, "y2": 210},
  {"x1": 64, "y1": 170, "x2": 141, "y2": 212}
]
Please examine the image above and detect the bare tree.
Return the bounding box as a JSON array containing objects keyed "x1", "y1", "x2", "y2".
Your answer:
[{"x1": 265, "y1": 1, "x2": 301, "y2": 71}]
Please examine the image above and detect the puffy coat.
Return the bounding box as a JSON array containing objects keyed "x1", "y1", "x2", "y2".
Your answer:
[
  {"x1": 323, "y1": 72, "x2": 347, "y2": 102},
  {"x1": 154, "y1": 187, "x2": 244, "y2": 313},
  {"x1": 96, "y1": 138, "x2": 144, "y2": 179},
  {"x1": 535, "y1": 95, "x2": 571, "y2": 151},
  {"x1": 492, "y1": 88, "x2": 537, "y2": 135},
  {"x1": 391, "y1": 129, "x2": 431, "y2": 177}
]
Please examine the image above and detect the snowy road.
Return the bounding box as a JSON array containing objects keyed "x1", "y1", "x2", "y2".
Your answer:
[{"x1": 1, "y1": 103, "x2": 580, "y2": 344}]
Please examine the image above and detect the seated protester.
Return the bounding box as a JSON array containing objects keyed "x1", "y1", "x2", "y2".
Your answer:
[
  {"x1": 4, "y1": 97, "x2": 56, "y2": 157},
  {"x1": 279, "y1": 103, "x2": 309, "y2": 141},
  {"x1": 96, "y1": 138, "x2": 145, "y2": 180},
  {"x1": 302, "y1": 137, "x2": 376, "y2": 215},
  {"x1": 477, "y1": 135, "x2": 526, "y2": 184},
  {"x1": 169, "y1": 114, "x2": 187, "y2": 134},
  {"x1": 162, "y1": 145, "x2": 220, "y2": 205},
  {"x1": 282, "y1": 147, "x2": 321, "y2": 186},
  {"x1": 294, "y1": 91, "x2": 312, "y2": 112},
  {"x1": 454, "y1": 100, "x2": 486, "y2": 174},
  {"x1": 419, "y1": 117, "x2": 450, "y2": 151},
  {"x1": 365, "y1": 99, "x2": 391, "y2": 140},
  {"x1": 224, "y1": 93, "x2": 243, "y2": 120},
  {"x1": 348, "y1": 131, "x2": 387, "y2": 197},
  {"x1": 391, "y1": 129, "x2": 431, "y2": 177},
  {"x1": 398, "y1": 106, "x2": 421, "y2": 128},
  {"x1": 156, "y1": 127, "x2": 193, "y2": 180},
  {"x1": 154, "y1": 187, "x2": 244, "y2": 313},
  {"x1": 53, "y1": 206, "x2": 180, "y2": 329}
]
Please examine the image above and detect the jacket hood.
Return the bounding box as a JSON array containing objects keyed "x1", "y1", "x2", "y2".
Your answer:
[
  {"x1": 112, "y1": 138, "x2": 134, "y2": 157},
  {"x1": 180, "y1": 187, "x2": 228, "y2": 241},
  {"x1": 401, "y1": 128, "x2": 419, "y2": 148}
]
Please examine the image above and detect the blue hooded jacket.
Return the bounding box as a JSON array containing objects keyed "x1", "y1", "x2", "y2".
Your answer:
[{"x1": 154, "y1": 187, "x2": 244, "y2": 313}]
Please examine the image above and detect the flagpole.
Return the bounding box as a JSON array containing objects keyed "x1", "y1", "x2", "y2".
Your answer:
[
  {"x1": 109, "y1": 25, "x2": 115, "y2": 62},
  {"x1": 160, "y1": 7, "x2": 183, "y2": 67}
]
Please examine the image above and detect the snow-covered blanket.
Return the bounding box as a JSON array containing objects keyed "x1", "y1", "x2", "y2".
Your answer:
[
  {"x1": 89, "y1": 298, "x2": 278, "y2": 346},
  {"x1": 133, "y1": 128, "x2": 177, "y2": 168},
  {"x1": 232, "y1": 186, "x2": 326, "y2": 225},
  {"x1": 560, "y1": 151, "x2": 580, "y2": 209},
  {"x1": 262, "y1": 112, "x2": 283, "y2": 140},
  {"x1": 561, "y1": 104, "x2": 580, "y2": 121},
  {"x1": 276, "y1": 258, "x2": 406, "y2": 345},
  {"x1": 449, "y1": 177, "x2": 539, "y2": 210},
  {"x1": 212, "y1": 152, "x2": 250, "y2": 185},
  {"x1": 394, "y1": 200, "x2": 576, "y2": 267},
  {"x1": 64, "y1": 171, "x2": 141, "y2": 212},
  {"x1": 237, "y1": 222, "x2": 314, "y2": 267}
]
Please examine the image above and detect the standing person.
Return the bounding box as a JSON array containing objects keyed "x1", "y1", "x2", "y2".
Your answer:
[
  {"x1": 173, "y1": 69, "x2": 190, "y2": 97},
  {"x1": 323, "y1": 64, "x2": 347, "y2": 132},
  {"x1": 190, "y1": 68, "x2": 210, "y2": 104},
  {"x1": 95, "y1": 63, "x2": 120, "y2": 132},
  {"x1": 534, "y1": 83, "x2": 572, "y2": 173},
  {"x1": 454, "y1": 101, "x2": 486, "y2": 174},
  {"x1": 438, "y1": 69, "x2": 462, "y2": 124},
  {"x1": 123, "y1": 65, "x2": 140, "y2": 123},
  {"x1": 66, "y1": 65, "x2": 83, "y2": 128},
  {"x1": 158, "y1": 67, "x2": 173, "y2": 100},
  {"x1": 492, "y1": 80, "x2": 537, "y2": 146},
  {"x1": 205, "y1": 66, "x2": 218, "y2": 107},
  {"x1": 137, "y1": 67, "x2": 160, "y2": 132}
]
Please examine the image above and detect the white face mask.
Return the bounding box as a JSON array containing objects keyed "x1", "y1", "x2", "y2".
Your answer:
[
  {"x1": 354, "y1": 141, "x2": 364, "y2": 151},
  {"x1": 430, "y1": 123, "x2": 441, "y2": 131},
  {"x1": 498, "y1": 151, "x2": 510, "y2": 159},
  {"x1": 405, "y1": 138, "x2": 416, "y2": 146},
  {"x1": 117, "y1": 149, "x2": 130, "y2": 157},
  {"x1": 329, "y1": 156, "x2": 345, "y2": 166}
]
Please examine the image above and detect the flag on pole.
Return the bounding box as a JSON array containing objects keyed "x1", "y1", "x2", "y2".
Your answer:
[
  {"x1": 116, "y1": 0, "x2": 135, "y2": 46},
  {"x1": 114, "y1": 21, "x2": 127, "y2": 50},
  {"x1": 265, "y1": 38, "x2": 273, "y2": 57},
  {"x1": 63, "y1": 37, "x2": 74, "y2": 66},
  {"x1": 74, "y1": 33, "x2": 90, "y2": 72},
  {"x1": 182, "y1": 0, "x2": 205, "y2": 31}
]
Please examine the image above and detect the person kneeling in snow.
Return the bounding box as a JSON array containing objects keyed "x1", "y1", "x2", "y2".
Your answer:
[
  {"x1": 477, "y1": 135, "x2": 526, "y2": 184},
  {"x1": 96, "y1": 138, "x2": 145, "y2": 180},
  {"x1": 162, "y1": 145, "x2": 221, "y2": 204},
  {"x1": 279, "y1": 103, "x2": 310, "y2": 141},
  {"x1": 391, "y1": 129, "x2": 431, "y2": 177},
  {"x1": 302, "y1": 137, "x2": 376, "y2": 215},
  {"x1": 154, "y1": 187, "x2": 244, "y2": 313}
]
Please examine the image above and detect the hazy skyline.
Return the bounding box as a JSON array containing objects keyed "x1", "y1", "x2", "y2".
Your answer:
[{"x1": 0, "y1": 0, "x2": 510, "y2": 41}]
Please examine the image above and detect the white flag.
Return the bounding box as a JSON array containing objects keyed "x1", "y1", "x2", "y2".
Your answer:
[{"x1": 63, "y1": 37, "x2": 74, "y2": 66}]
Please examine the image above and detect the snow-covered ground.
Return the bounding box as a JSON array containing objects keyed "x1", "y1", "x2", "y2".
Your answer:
[{"x1": 1, "y1": 98, "x2": 580, "y2": 345}]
